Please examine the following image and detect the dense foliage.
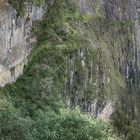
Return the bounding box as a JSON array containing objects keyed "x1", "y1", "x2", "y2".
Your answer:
[{"x1": 0, "y1": 105, "x2": 118, "y2": 140}]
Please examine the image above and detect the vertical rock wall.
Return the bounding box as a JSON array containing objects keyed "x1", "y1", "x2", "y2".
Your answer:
[
  {"x1": 63, "y1": 0, "x2": 140, "y2": 121},
  {"x1": 1, "y1": 0, "x2": 140, "y2": 123},
  {"x1": 0, "y1": 0, "x2": 46, "y2": 86}
]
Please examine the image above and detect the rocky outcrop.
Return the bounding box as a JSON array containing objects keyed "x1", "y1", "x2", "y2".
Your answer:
[
  {"x1": 0, "y1": 0, "x2": 46, "y2": 86},
  {"x1": 62, "y1": 0, "x2": 140, "y2": 122}
]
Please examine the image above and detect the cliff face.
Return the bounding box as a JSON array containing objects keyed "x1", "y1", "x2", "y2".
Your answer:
[
  {"x1": 0, "y1": 0, "x2": 140, "y2": 131},
  {"x1": 1, "y1": 0, "x2": 140, "y2": 138},
  {"x1": 0, "y1": 0, "x2": 46, "y2": 86},
  {"x1": 63, "y1": 0, "x2": 140, "y2": 122}
]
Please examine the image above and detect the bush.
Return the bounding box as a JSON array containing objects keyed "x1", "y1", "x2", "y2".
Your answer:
[{"x1": 0, "y1": 102, "x2": 118, "y2": 140}]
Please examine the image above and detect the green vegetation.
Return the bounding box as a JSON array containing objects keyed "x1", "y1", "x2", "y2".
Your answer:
[
  {"x1": 1, "y1": 0, "x2": 139, "y2": 139},
  {"x1": 0, "y1": 102, "x2": 118, "y2": 140},
  {"x1": 0, "y1": 0, "x2": 120, "y2": 139}
]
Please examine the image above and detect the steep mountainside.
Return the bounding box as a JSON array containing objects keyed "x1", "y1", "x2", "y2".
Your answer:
[{"x1": 0, "y1": 0, "x2": 140, "y2": 139}]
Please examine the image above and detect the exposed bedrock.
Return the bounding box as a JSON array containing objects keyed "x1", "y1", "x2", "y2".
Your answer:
[{"x1": 0, "y1": 0, "x2": 46, "y2": 86}]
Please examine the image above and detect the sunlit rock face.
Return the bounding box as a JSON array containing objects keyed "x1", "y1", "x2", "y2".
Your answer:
[{"x1": 0, "y1": 0, "x2": 46, "y2": 86}]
